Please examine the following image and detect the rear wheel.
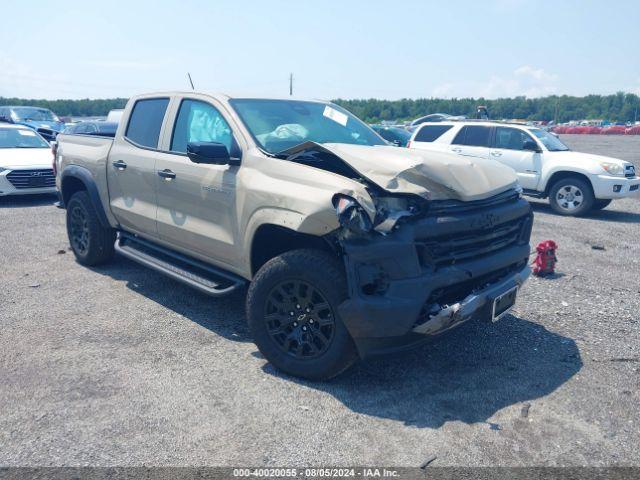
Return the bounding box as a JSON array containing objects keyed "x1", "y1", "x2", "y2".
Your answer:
[
  {"x1": 548, "y1": 177, "x2": 594, "y2": 216},
  {"x1": 592, "y1": 199, "x2": 612, "y2": 211},
  {"x1": 246, "y1": 249, "x2": 357, "y2": 380},
  {"x1": 66, "y1": 191, "x2": 116, "y2": 266}
]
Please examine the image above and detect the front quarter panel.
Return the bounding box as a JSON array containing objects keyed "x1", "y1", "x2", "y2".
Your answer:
[{"x1": 539, "y1": 152, "x2": 607, "y2": 192}]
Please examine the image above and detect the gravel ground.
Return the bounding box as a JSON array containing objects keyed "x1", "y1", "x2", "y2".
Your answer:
[{"x1": 0, "y1": 135, "x2": 638, "y2": 467}]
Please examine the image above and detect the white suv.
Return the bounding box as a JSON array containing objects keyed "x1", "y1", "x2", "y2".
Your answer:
[{"x1": 408, "y1": 121, "x2": 639, "y2": 216}]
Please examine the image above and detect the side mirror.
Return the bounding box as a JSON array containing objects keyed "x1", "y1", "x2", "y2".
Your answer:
[
  {"x1": 523, "y1": 139, "x2": 542, "y2": 153},
  {"x1": 186, "y1": 141, "x2": 240, "y2": 166}
]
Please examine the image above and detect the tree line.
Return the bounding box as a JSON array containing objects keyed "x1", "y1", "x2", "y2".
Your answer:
[
  {"x1": 334, "y1": 92, "x2": 640, "y2": 123},
  {"x1": 0, "y1": 97, "x2": 128, "y2": 118},
  {"x1": 2, "y1": 92, "x2": 639, "y2": 123}
]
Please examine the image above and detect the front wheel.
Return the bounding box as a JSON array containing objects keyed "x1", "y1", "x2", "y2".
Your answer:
[
  {"x1": 548, "y1": 177, "x2": 595, "y2": 216},
  {"x1": 246, "y1": 249, "x2": 358, "y2": 380}
]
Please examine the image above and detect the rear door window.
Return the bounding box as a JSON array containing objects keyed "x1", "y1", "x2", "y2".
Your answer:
[
  {"x1": 414, "y1": 125, "x2": 453, "y2": 142},
  {"x1": 452, "y1": 126, "x2": 491, "y2": 147},
  {"x1": 125, "y1": 98, "x2": 170, "y2": 148}
]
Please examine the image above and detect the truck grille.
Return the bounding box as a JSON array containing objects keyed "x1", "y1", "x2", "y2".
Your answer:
[
  {"x1": 417, "y1": 216, "x2": 528, "y2": 268},
  {"x1": 427, "y1": 188, "x2": 521, "y2": 215},
  {"x1": 415, "y1": 189, "x2": 533, "y2": 270},
  {"x1": 7, "y1": 169, "x2": 56, "y2": 189}
]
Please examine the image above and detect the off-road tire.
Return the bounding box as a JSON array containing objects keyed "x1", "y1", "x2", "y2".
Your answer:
[
  {"x1": 246, "y1": 249, "x2": 358, "y2": 380},
  {"x1": 66, "y1": 191, "x2": 116, "y2": 266},
  {"x1": 592, "y1": 199, "x2": 612, "y2": 211},
  {"x1": 548, "y1": 177, "x2": 595, "y2": 216}
]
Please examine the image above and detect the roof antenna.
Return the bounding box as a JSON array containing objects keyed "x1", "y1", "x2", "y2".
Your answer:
[{"x1": 187, "y1": 72, "x2": 195, "y2": 90}]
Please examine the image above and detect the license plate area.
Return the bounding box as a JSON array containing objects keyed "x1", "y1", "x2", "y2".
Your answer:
[
  {"x1": 29, "y1": 177, "x2": 47, "y2": 187},
  {"x1": 491, "y1": 286, "x2": 518, "y2": 322}
]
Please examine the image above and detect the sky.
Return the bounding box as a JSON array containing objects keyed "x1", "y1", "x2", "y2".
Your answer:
[{"x1": 1, "y1": 0, "x2": 639, "y2": 100}]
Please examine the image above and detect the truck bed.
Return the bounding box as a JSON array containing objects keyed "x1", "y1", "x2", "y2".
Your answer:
[{"x1": 55, "y1": 133, "x2": 115, "y2": 217}]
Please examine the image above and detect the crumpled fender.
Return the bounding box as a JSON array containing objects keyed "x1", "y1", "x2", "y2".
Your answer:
[
  {"x1": 239, "y1": 153, "x2": 378, "y2": 266},
  {"x1": 241, "y1": 183, "x2": 376, "y2": 243}
]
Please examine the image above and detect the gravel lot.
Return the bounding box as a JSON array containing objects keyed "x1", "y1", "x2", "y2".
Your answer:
[{"x1": 1, "y1": 135, "x2": 638, "y2": 467}]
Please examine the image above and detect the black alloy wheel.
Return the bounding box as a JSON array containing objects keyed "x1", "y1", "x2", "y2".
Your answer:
[{"x1": 264, "y1": 279, "x2": 336, "y2": 359}]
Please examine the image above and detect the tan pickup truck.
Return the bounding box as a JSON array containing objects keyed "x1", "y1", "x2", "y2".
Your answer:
[{"x1": 55, "y1": 92, "x2": 533, "y2": 379}]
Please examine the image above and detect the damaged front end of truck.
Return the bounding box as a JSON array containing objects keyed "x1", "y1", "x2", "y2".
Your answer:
[{"x1": 283, "y1": 142, "x2": 534, "y2": 357}]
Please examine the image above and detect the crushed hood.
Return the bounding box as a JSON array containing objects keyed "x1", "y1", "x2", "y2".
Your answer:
[{"x1": 313, "y1": 143, "x2": 519, "y2": 201}]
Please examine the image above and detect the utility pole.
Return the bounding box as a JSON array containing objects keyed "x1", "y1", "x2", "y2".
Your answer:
[
  {"x1": 289, "y1": 73, "x2": 293, "y2": 96},
  {"x1": 554, "y1": 100, "x2": 559, "y2": 124}
]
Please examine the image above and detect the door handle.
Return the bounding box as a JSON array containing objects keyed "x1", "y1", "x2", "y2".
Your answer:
[
  {"x1": 451, "y1": 147, "x2": 462, "y2": 153},
  {"x1": 158, "y1": 169, "x2": 176, "y2": 181},
  {"x1": 112, "y1": 160, "x2": 127, "y2": 170},
  {"x1": 490, "y1": 150, "x2": 503, "y2": 157}
]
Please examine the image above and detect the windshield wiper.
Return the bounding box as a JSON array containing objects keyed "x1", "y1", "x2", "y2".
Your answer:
[
  {"x1": 276, "y1": 141, "x2": 330, "y2": 159},
  {"x1": 261, "y1": 149, "x2": 288, "y2": 159}
]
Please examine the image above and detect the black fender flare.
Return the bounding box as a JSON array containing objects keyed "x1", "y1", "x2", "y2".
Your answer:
[{"x1": 60, "y1": 165, "x2": 111, "y2": 229}]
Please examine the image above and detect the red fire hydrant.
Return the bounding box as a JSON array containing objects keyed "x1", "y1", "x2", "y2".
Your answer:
[{"x1": 532, "y1": 240, "x2": 558, "y2": 276}]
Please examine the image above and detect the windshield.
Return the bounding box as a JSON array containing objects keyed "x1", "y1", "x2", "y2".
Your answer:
[
  {"x1": 0, "y1": 128, "x2": 50, "y2": 148},
  {"x1": 229, "y1": 99, "x2": 385, "y2": 154},
  {"x1": 530, "y1": 128, "x2": 569, "y2": 151},
  {"x1": 12, "y1": 108, "x2": 59, "y2": 122},
  {"x1": 373, "y1": 126, "x2": 411, "y2": 145}
]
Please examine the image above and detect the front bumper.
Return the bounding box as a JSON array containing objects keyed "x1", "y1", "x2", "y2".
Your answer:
[
  {"x1": 336, "y1": 195, "x2": 533, "y2": 357},
  {"x1": 591, "y1": 174, "x2": 640, "y2": 199},
  {"x1": 411, "y1": 264, "x2": 530, "y2": 335}
]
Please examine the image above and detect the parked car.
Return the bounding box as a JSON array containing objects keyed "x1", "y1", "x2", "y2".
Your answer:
[
  {"x1": 0, "y1": 106, "x2": 65, "y2": 142},
  {"x1": 370, "y1": 125, "x2": 411, "y2": 146},
  {"x1": 106, "y1": 109, "x2": 124, "y2": 123},
  {"x1": 0, "y1": 124, "x2": 56, "y2": 196},
  {"x1": 408, "y1": 121, "x2": 639, "y2": 216},
  {"x1": 56, "y1": 92, "x2": 533, "y2": 379},
  {"x1": 63, "y1": 121, "x2": 118, "y2": 137}
]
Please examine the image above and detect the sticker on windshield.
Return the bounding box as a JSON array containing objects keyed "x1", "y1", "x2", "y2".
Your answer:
[
  {"x1": 323, "y1": 106, "x2": 348, "y2": 127},
  {"x1": 18, "y1": 130, "x2": 37, "y2": 136}
]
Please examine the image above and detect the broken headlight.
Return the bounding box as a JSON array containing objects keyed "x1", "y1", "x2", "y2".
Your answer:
[
  {"x1": 373, "y1": 195, "x2": 428, "y2": 233},
  {"x1": 333, "y1": 195, "x2": 373, "y2": 234}
]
